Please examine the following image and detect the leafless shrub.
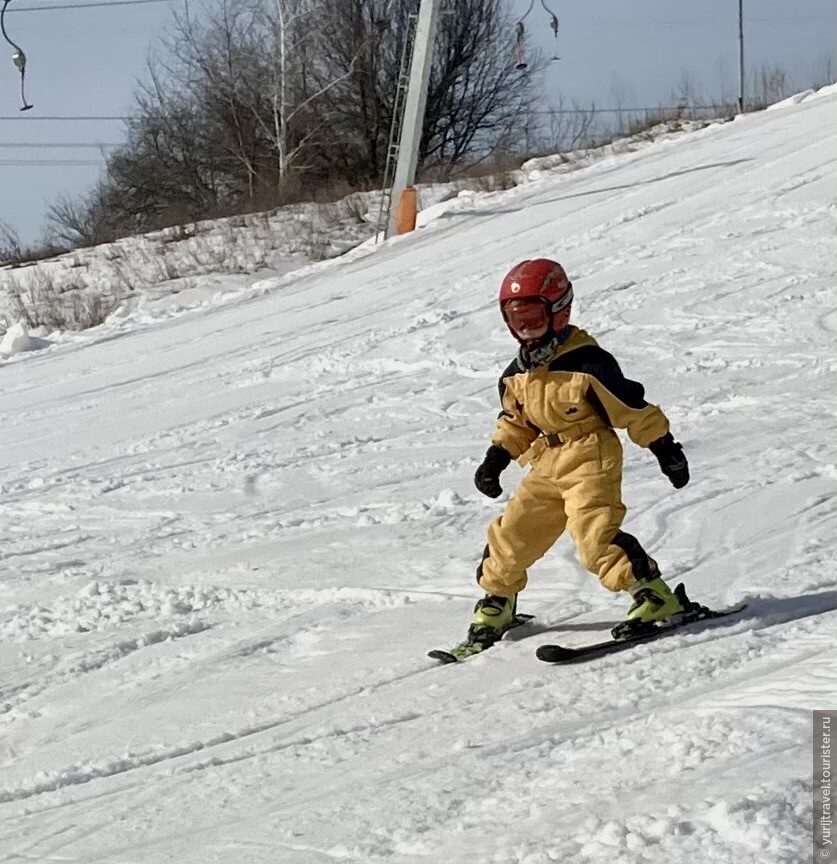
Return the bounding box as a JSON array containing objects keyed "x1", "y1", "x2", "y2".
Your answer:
[
  {"x1": 160, "y1": 224, "x2": 197, "y2": 244},
  {"x1": 469, "y1": 169, "x2": 518, "y2": 193},
  {"x1": 184, "y1": 236, "x2": 228, "y2": 270},
  {"x1": 44, "y1": 190, "x2": 119, "y2": 249},
  {"x1": 309, "y1": 230, "x2": 337, "y2": 262},
  {"x1": 539, "y1": 99, "x2": 600, "y2": 152},
  {"x1": 746, "y1": 63, "x2": 795, "y2": 110},
  {"x1": 151, "y1": 247, "x2": 185, "y2": 282},
  {"x1": 101, "y1": 247, "x2": 125, "y2": 263},
  {"x1": 3, "y1": 270, "x2": 122, "y2": 331},
  {"x1": 0, "y1": 221, "x2": 68, "y2": 267},
  {"x1": 337, "y1": 193, "x2": 369, "y2": 225},
  {"x1": 0, "y1": 221, "x2": 23, "y2": 266},
  {"x1": 104, "y1": 260, "x2": 140, "y2": 296}
]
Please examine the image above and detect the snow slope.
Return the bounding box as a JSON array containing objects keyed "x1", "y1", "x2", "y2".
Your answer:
[
  {"x1": 0, "y1": 117, "x2": 721, "y2": 344},
  {"x1": 1, "y1": 89, "x2": 836, "y2": 863}
]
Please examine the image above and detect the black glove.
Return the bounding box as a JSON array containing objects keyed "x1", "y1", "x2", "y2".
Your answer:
[
  {"x1": 474, "y1": 445, "x2": 511, "y2": 498},
  {"x1": 649, "y1": 433, "x2": 689, "y2": 489}
]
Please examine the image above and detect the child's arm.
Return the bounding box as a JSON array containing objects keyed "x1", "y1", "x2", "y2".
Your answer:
[
  {"x1": 489, "y1": 360, "x2": 541, "y2": 460},
  {"x1": 580, "y1": 349, "x2": 689, "y2": 487},
  {"x1": 474, "y1": 360, "x2": 540, "y2": 499},
  {"x1": 580, "y1": 350, "x2": 670, "y2": 448}
]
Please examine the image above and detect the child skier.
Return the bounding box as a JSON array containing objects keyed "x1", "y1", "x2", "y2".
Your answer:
[{"x1": 467, "y1": 258, "x2": 690, "y2": 648}]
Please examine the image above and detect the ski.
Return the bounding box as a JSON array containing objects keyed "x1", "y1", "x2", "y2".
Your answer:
[
  {"x1": 428, "y1": 614, "x2": 536, "y2": 664},
  {"x1": 535, "y1": 602, "x2": 748, "y2": 665}
]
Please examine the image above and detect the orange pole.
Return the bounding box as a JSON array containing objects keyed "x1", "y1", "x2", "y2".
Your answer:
[{"x1": 395, "y1": 186, "x2": 418, "y2": 235}]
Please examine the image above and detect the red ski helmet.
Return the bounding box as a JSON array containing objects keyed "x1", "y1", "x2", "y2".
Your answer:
[{"x1": 499, "y1": 259, "x2": 573, "y2": 344}]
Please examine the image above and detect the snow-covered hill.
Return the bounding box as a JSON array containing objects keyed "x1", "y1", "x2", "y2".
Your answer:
[
  {"x1": 0, "y1": 117, "x2": 720, "y2": 346},
  {"x1": 1, "y1": 87, "x2": 836, "y2": 863}
]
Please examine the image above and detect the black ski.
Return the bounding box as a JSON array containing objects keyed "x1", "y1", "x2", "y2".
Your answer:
[
  {"x1": 535, "y1": 602, "x2": 747, "y2": 665},
  {"x1": 429, "y1": 614, "x2": 536, "y2": 664}
]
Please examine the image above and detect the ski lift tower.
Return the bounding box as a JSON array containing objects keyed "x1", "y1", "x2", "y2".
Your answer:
[{"x1": 386, "y1": 0, "x2": 441, "y2": 238}]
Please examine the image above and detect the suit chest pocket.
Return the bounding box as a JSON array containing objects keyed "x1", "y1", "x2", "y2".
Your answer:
[{"x1": 540, "y1": 379, "x2": 591, "y2": 428}]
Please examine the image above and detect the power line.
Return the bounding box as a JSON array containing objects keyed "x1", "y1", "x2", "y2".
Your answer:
[
  {"x1": 0, "y1": 106, "x2": 727, "y2": 123},
  {"x1": 0, "y1": 141, "x2": 119, "y2": 147},
  {"x1": 0, "y1": 158, "x2": 104, "y2": 164},
  {"x1": 0, "y1": 114, "x2": 128, "y2": 120},
  {"x1": 525, "y1": 105, "x2": 725, "y2": 115},
  {"x1": 0, "y1": 105, "x2": 727, "y2": 161},
  {"x1": 5, "y1": 2, "x2": 829, "y2": 17},
  {"x1": 6, "y1": 0, "x2": 177, "y2": 12},
  {"x1": 538, "y1": 15, "x2": 834, "y2": 27}
]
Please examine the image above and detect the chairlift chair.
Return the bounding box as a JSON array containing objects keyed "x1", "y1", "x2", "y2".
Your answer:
[
  {"x1": 515, "y1": 0, "x2": 561, "y2": 71},
  {"x1": 1, "y1": 0, "x2": 33, "y2": 110}
]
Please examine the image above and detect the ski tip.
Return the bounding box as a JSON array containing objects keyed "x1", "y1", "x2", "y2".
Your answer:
[{"x1": 428, "y1": 649, "x2": 460, "y2": 664}]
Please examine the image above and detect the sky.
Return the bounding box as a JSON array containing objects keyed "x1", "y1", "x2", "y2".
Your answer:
[{"x1": 0, "y1": 0, "x2": 834, "y2": 245}]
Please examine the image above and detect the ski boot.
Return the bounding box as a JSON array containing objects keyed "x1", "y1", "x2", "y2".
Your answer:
[
  {"x1": 612, "y1": 574, "x2": 687, "y2": 640},
  {"x1": 428, "y1": 593, "x2": 533, "y2": 663},
  {"x1": 466, "y1": 593, "x2": 518, "y2": 648}
]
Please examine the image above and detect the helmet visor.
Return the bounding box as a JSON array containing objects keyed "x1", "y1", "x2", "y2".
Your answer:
[{"x1": 503, "y1": 298, "x2": 550, "y2": 340}]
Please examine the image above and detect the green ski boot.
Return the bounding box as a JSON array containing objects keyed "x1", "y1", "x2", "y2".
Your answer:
[
  {"x1": 612, "y1": 575, "x2": 687, "y2": 640},
  {"x1": 468, "y1": 593, "x2": 517, "y2": 645},
  {"x1": 428, "y1": 593, "x2": 534, "y2": 663}
]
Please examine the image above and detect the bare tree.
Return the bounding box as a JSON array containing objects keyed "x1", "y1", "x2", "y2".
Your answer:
[
  {"x1": 537, "y1": 96, "x2": 598, "y2": 154},
  {"x1": 94, "y1": 89, "x2": 216, "y2": 231},
  {"x1": 748, "y1": 62, "x2": 792, "y2": 108},
  {"x1": 671, "y1": 68, "x2": 705, "y2": 111},
  {"x1": 44, "y1": 187, "x2": 120, "y2": 248},
  {"x1": 306, "y1": 0, "x2": 400, "y2": 181},
  {"x1": 423, "y1": 0, "x2": 541, "y2": 169},
  {"x1": 167, "y1": 0, "x2": 273, "y2": 201},
  {"x1": 44, "y1": 0, "x2": 548, "y2": 243},
  {"x1": 310, "y1": 0, "x2": 541, "y2": 181}
]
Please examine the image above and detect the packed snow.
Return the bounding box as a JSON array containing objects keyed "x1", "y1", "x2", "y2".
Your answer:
[{"x1": 1, "y1": 86, "x2": 836, "y2": 863}]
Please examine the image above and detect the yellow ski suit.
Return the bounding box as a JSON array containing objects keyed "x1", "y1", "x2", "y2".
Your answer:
[{"x1": 478, "y1": 327, "x2": 671, "y2": 596}]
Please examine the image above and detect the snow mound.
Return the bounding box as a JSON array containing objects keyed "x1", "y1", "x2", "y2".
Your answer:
[{"x1": 0, "y1": 322, "x2": 49, "y2": 356}]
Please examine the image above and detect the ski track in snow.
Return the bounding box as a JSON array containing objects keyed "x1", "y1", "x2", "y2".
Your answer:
[{"x1": 1, "y1": 90, "x2": 836, "y2": 862}]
